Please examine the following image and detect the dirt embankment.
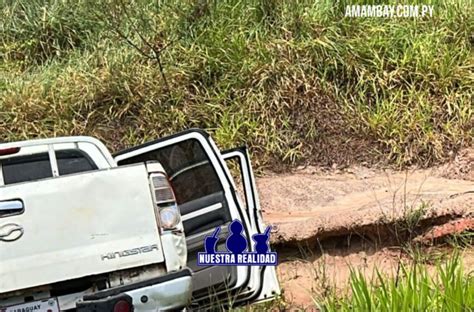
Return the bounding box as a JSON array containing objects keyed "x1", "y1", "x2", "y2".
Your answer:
[
  {"x1": 256, "y1": 148, "x2": 473, "y2": 308},
  {"x1": 258, "y1": 148, "x2": 473, "y2": 245}
]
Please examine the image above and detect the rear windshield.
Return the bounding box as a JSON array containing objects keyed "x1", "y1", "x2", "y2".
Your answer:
[{"x1": 1, "y1": 150, "x2": 97, "y2": 185}]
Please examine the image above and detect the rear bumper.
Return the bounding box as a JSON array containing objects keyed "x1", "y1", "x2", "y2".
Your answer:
[{"x1": 77, "y1": 269, "x2": 192, "y2": 311}]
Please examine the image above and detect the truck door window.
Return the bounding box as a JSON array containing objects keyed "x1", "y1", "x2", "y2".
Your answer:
[
  {"x1": 118, "y1": 139, "x2": 222, "y2": 205},
  {"x1": 1, "y1": 153, "x2": 52, "y2": 185},
  {"x1": 56, "y1": 150, "x2": 98, "y2": 176}
]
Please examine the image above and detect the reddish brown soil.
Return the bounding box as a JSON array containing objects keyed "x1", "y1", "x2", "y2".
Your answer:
[
  {"x1": 255, "y1": 148, "x2": 474, "y2": 308},
  {"x1": 414, "y1": 217, "x2": 474, "y2": 245},
  {"x1": 258, "y1": 167, "x2": 473, "y2": 245},
  {"x1": 276, "y1": 245, "x2": 474, "y2": 309}
]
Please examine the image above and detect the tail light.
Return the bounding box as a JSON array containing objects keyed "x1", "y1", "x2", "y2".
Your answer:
[
  {"x1": 77, "y1": 295, "x2": 133, "y2": 312},
  {"x1": 113, "y1": 300, "x2": 132, "y2": 312},
  {"x1": 150, "y1": 173, "x2": 180, "y2": 230}
]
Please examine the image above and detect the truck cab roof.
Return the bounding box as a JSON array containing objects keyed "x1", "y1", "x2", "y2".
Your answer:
[
  {"x1": 0, "y1": 136, "x2": 116, "y2": 187},
  {"x1": 0, "y1": 136, "x2": 111, "y2": 153}
]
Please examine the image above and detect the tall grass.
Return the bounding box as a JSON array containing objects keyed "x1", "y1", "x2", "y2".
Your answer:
[
  {"x1": 1, "y1": 0, "x2": 472, "y2": 169},
  {"x1": 317, "y1": 252, "x2": 474, "y2": 311}
]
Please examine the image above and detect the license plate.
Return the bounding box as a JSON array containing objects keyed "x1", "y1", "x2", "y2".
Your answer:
[{"x1": 2, "y1": 298, "x2": 60, "y2": 312}]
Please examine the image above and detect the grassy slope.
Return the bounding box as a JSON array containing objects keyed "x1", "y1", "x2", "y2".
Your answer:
[{"x1": 1, "y1": 0, "x2": 472, "y2": 169}]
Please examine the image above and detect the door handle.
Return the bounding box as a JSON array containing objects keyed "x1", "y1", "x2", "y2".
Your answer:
[
  {"x1": 0, "y1": 223, "x2": 24, "y2": 242},
  {"x1": 0, "y1": 199, "x2": 24, "y2": 217}
]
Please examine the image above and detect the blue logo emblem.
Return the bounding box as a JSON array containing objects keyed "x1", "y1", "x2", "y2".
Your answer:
[{"x1": 197, "y1": 220, "x2": 277, "y2": 266}]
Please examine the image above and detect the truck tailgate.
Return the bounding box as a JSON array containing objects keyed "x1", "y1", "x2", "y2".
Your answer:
[{"x1": 0, "y1": 165, "x2": 163, "y2": 293}]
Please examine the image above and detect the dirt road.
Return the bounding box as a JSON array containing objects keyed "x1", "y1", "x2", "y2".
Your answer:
[
  {"x1": 258, "y1": 148, "x2": 473, "y2": 245},
  {"x1": 255, "y1": 148, "x2": 473, "y2": 308}
]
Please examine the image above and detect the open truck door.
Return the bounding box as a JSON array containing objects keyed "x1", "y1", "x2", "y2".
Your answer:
[
  {"x1": 221, "y1": 147, "x2": 280, "y2": 304},
  {"x1": 114, "y1": 129, "x2": 279, "y2": 308}
]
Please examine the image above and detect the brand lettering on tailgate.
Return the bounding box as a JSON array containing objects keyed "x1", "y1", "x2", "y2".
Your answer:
[{"x1": 101, "y1": 244, "x2": 159, "y2": 261}]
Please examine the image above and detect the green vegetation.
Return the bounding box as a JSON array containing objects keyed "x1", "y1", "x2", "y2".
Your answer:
[
  {"x1": 1, "y1": 0, "x2": 472, "y2": 169},
  {"x1": 317, "y1": 252, "x2": 474, "y2": 311}
]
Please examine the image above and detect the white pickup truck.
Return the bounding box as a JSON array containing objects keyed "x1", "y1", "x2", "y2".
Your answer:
[{"x1": 0, "y1": 129, "x2": 279, "y2": 311}]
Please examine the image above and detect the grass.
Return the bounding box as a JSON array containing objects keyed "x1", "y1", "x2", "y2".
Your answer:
[
  {"x1": 316, "y1": 251, "x2": 474, "y2": 311},
  {"x1": 1, "y1": 0, "x2": 472, "y2": 170},
  {"x1": 241, "y1": 244, "x2": 474, "y2": 311}
]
